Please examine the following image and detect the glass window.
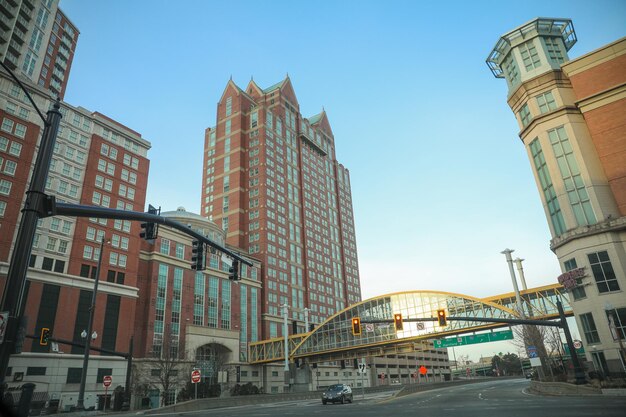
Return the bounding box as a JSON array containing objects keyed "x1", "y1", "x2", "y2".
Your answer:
[
  {"x1": 520, "y1": 40, "x2": 541, "y2": 71},
  {"x1": 564, "y1": 258, "x2": 586, "y2": 300},
  {"x1": 588, "y1": 251, "x2": 619, "y2": 293},
  {"x1": 579, "y1": 312, "x2": 600, "y2": 344},
  {"x1": 549, "y1": 126, "x2": 596, "y2": 226},
  {"x1": 544, "y1": 37, "x2": 565, "y2": 64},
  {"x1": 160, "y1": 238, "x2": 170, "y2": 255},
  {"x1": 537, "y1": 91, "x2": 557, "y2": 114},
  {"x1": 519, "y1": 103, "x2": 531, "y2": 127},
  {"x1": 606, "y1": 307, "x2": 626, "y2": 341},
  {"x1": 529, "y1": 138, "x2": 566, "y2": 235}
]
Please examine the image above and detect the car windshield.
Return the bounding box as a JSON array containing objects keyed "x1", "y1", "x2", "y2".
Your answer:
[{"x1": 328, "y1": 385, "x2": 344, "y2": 391}]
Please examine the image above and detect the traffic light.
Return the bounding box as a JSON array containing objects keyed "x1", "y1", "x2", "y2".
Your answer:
[
  {"x1": 228, "y1": 259, "x2": 240, "y2": 281},
  {"x1": 191, "y1": 240, "x2": 206, "y2": 271},
  {"x1": 393, "y1": 313, "x2": 403, "y2": 331},
  {"x1": 351, "y1": 317, "x2": 361, "y2": 336},
  {"x1": 140, "y1": 204, "x2": 160, "y2": 241},
  {"x1": 437, "y1": 309, "x2": 447, "y2": 326},
  {"x1": 40, "y1": 328, "x2": 51, "y2": 346}
]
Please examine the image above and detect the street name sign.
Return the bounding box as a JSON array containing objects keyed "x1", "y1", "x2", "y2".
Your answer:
[{"x1": 433, "y1": 329, "x2": 514, "y2": 348}]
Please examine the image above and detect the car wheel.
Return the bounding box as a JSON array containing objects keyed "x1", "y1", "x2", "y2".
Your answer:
[{"x1": 322, "y1": 400, "x2": 327, "y2": 405}]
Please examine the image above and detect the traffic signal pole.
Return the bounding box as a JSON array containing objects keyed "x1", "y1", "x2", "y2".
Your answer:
[{"x1": 0, "y1": 100, "x2": 62, "y2": 394}]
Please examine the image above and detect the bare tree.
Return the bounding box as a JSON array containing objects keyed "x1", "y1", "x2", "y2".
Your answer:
[{"x1": 132, "y1": 325, "x2": 192, "y2": 407}]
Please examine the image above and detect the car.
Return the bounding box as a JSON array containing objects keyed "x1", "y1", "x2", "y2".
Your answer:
[
  {"x1": 321, "y1": 384, "x2": 353, "y2": 405},
  {"x1": 525, "y1": 370, "x2": 536, "y2": 379}
]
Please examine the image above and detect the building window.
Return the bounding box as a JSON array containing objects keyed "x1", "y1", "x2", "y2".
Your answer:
[
  {"x1": 160, "y1": 238, "x2": 170, "y2": 255},
  {"x1": 502, "y1": 54, "x2": 520, "y2": 86},
  {"x1": 548, "y1": 126, "x2": 596, "y2": 227},
  {"x1": 66, "y1": 368, "x2": 82, "y2": 383},
  {"x1": 26, "y1": 367, "x2": 46, "y2": 376},
  {"x1": 588, "y1": 251, "x2": 619, "y2": 293},
  {"x1": 579, "y1": 312, "x2": 600, "y2": 344},
  {"x1": 564, "y1": 258, "x2": 586, "y2": 300},
  {"x1": 529, "y1": 138, "x2": 566, "y2": 235},
  {"x1": 537, "y1": 91, "x2": 557, "y2": 114},
  {"x1": 96, "y1": 368, "x2": 113, "y2": 383},
  {"x1": 225, "y1": 97, "x2": 232, "y2": 116},
  {"x1": 520, "y1": 40, "x2": 541, "y2": 71},
  {"x1": 606, "y1": 307, "x2": 626, "y2": 341},
  {"x1": 519, "y1": 103, "x2": 531, "y2": 128},
  {"x1": 544, "y1": 37, "x2": 565, "y2": 64},
  {"x1": 175, "y1": 243, "x2": 184, "y2": 259}
]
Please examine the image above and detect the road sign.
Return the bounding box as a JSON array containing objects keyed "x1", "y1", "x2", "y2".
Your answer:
[
  {"x1": 191, "y1": 369, "x2": 201, "y2": 383},
  {"x1": 358, "y1": 363, "x2": 366, "y2": 374},
  {"x1": 573, "y1": 340, "x2": 582, "y2": 349},
  {"x1": 103, "y1": 375, "x2": 112, "y2": 388},
  {"x1": 419, "y1": 366, "x2": 428, "y2": 375},
  {"x1": 527, "y1": 345, "x2": 538, "y2": 358},
  {"x1": 433, "y1": 329, "x2": 514, "y2": 348}
]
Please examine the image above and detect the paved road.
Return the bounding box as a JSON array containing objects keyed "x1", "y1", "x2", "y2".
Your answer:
[{"x1": 128, "y1": 379, "x2": 626, "y2": 417}]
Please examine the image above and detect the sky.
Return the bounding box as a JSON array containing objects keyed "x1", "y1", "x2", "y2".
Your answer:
[{"x1": 59, "y1": 0, "x2": 625, "y2": 360}]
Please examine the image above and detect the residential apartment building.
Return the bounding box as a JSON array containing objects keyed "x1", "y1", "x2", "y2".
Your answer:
[
  {"x1": 202, "y1": 77, "x2": 362, "y2": 339},
  {"x1": 487, "y1": 18, "x2": 626, "y2": 375},
  {"x1": 0, "y1": 66, "x2": 151, "y2": 409},
  {"x1": 1, "y1": 0, "x2": 78, "y2": 100}
]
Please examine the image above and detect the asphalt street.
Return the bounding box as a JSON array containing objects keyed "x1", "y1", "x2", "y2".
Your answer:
[{"x1": 121, "y1": 379, "x2": 626, "y2": 417}]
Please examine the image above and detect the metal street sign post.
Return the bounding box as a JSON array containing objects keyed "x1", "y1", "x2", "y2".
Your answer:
[
  {"x1": 358, "y1": 361, "x2": 366, "y2": 398},
  {"x1": 103, "y1": 375, "x2": 112, "y2": 412},
  {"x1": 191, "y1": 369, "x2": 201, "y2": 399}
]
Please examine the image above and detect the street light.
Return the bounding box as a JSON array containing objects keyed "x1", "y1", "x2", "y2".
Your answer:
[{"x1": 76, "y1": 236, "x2": 109, "y2": 410}]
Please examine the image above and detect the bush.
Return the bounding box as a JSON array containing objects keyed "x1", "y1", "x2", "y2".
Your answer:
[{"x1": 230, "y1": 383, "x2": 260, "y2": 396}]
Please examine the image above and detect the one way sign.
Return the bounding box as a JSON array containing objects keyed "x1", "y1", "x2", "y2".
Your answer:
[{"x1": 358, "y1": 363, "x2": 367, "y2": 374}]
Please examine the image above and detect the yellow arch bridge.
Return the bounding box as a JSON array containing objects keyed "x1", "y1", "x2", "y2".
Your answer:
[{"x1": 248, "y1": 283, "x2": 570, "y2": 364}]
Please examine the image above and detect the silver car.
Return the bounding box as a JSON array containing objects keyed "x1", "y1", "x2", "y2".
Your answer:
[{"x1": 321, "y1": 383, "x2": 353, "y2": 404}]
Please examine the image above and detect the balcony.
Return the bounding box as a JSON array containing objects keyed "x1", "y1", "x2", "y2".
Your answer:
[
  {"x1": 0, "y1": 12, "x2": 11, "y2": 30},
  {"x1": 22, "y1": 0, "x2": 34, "y2": 11},
  {"x1": 15, "y1": 14, "x2": 27, "y2": 31},
  {"x1": 0, "y1": 0, "x2": 16, "y2": 19},
  {"x1": 8, "y1": 39, "x2": 20, "y2": 54},
  {"x1": 6, "y1": 0, "x2": 18, "y2": 7},
  {"x1": 299, "y1": 131, "x2": 327, "y2": 156}
]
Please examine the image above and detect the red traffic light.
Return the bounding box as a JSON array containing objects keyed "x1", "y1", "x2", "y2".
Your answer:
[{"x1": 351, "y1": 317, "x2": 361, "y2": 336}]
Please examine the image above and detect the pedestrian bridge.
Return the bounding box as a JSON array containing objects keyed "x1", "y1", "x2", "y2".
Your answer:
[{"x1": 248, "y1": 283, "x2": 570, "y2": 364}]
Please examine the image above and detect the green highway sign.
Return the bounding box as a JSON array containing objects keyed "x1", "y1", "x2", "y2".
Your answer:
[{"x1": 433, "y1": 329, "x2": 514, "y2": 348}]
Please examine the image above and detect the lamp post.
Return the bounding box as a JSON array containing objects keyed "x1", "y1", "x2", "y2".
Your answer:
[
  {"x1": 501, "y1": 249, "x2": 524, "y2": 317},
  {"x1": 76, "y1": 236, "x2": 108, "y2": 410}
]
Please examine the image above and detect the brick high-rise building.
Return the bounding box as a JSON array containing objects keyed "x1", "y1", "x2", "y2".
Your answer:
[
  {"x1": 1, "y1": 60, "x2": 150, "y2": 409},
  {"x1": 1, "y1": 0, "x2": 79, "y2": 100},
  {"x1": 202, "y1": 77, "x2": 361, "y2": 338},
  {"x1": 488, "y1": 18, "x2": 626, "y2": 375}
]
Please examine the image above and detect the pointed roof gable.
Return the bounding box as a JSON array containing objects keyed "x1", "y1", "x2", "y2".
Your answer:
[
  {"x1": 218, "y1": 79, "x2": 256, "y2": 104},
  {"x1": 308, "y1": 109, "x2": 333, "y2": 137},
  {"x1": 276, "y1": 75, "x2": 299, "y2": 107},
  {"x1": 245, "y1": 79, "x2": 264, "y2": 100}
]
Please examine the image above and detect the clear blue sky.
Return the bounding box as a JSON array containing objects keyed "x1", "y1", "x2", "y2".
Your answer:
[{"x1": 60, "y1": 0, "x2": 625, "y2": 358}]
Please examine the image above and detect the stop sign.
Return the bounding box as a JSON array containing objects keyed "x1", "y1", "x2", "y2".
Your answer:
[
  {"x1": 191, "y1": 369, "x2": 201, "y2": 383},
  {"x1": 103, "y1": 375, "x2": 112, "y2": 388}
]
